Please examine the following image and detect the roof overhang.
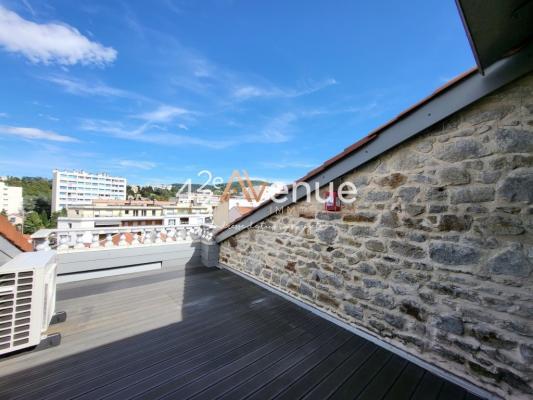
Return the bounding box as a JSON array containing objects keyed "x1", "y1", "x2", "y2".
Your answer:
[{"x1": 456, "y1": 0, "x2": 533, "y2": 73}]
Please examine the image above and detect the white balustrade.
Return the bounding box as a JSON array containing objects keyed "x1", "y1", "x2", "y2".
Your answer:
[
  {"x1": 32, "y1": 223, "x2": 215, "y2": 253},
  {"x1": 74, "y1": 233, "x2": 85, "y2": 249},
  {"x1": 104, "y1": 233, "x2": 114, "y2": 248},
  {"x1": 131, "y1": 231, "x2": 141, "y2": 246},
  {"x1": 90, "y1": 232, "x2": 100, "y2": 248},
  {"x1": 144, "y1": 229, "x2": 153, "y2": 245},
  {"x1": 155, "y1": 228, "x2": 163, "y2": 244},
  {"x1": 118, "y1": 233, "x2": 128, "y2": 247},
  {"x1": 57, "y1": 233, "x2": 70, "y2": 251}
]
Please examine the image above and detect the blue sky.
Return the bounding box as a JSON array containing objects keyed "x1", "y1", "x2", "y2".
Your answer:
[{"x1": 0, "y1": 0, "x2": 474, "y2": 185}]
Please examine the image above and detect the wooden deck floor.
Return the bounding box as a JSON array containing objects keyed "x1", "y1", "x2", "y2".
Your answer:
[{"x1": 0, "y1": 265, "x2": 482, "y2": 400}]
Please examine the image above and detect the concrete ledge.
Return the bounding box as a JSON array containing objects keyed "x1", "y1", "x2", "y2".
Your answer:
[{"x1": 57, "y1": 242, "x2": 200, "y2": 276}]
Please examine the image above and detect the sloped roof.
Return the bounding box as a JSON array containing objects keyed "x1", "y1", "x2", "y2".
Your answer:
[
  {"x1": 216, "y1": 40, "x2": 533, "y2": 243},
  {"x1": 0, "y1": 215, "x2": 32, "y2": 252}
]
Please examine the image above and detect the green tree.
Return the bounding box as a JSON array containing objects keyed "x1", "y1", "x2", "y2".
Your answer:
[
  {"x1": 23, "y1": 211, "x2": 43, "y2": 234},
  {"x1": 48, "y1": 208, "x2": 66, "y2": 228},
  {"x1": 34, "y1": 197, "x2": 51, "y2": 216},
  {"x1": 39, "y1": 210, "x2": 49, "y2": 227}
]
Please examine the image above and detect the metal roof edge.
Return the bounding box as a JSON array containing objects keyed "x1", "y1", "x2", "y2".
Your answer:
[{"x1": 216, "y1": 43, "x2": 533, "y2": 243}]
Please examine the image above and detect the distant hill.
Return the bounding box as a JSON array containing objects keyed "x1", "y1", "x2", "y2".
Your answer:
[
  {"x1": 172, "y1": 180, "x2": 271, "y2": 195},
  {"x1": 4, "y1": 176, "x2": 52, "y2": 213},
  {"x1": 128, "y1": 180, "x2": 271, "y2": 200},
  {"x1": 3, "y1": 176, "x2": 55, "y2": 232}
]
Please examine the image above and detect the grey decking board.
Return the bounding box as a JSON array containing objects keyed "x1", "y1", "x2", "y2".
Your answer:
[
  {"x1": 157, "y1": 319, "x2": 332, "y2": 400},
  {"x1": 438, "y1": 381, "x2": 469, "y2": 400},
  {"x1": 382, "y1": 362, "x2": 426, "y2": 400},
  {"x1": 355, "y1": 355, "x2": 408, "y2": 400},
  {"x1": 185, "y1": 326, "x2": 344, "y2": 400},
  {"x1": 301, "y1": 341, "x2": 379, "y2": 399},
  {"x1": 243, "y1": 332, "x2": 354, "y2": 400},
  {"x1": 124, "y1": 323, "x2": 323, "y2": 400},
  {"x1": 169, "y1": 327, "x2": 317, "y2": 400},
  {"x1": 214, "y1": 326, "x2": 343, "y2": 400},
  {"x1": 21, "y1": 303, "x2": 299, "y2": 400},
  {"x1": 41, "y1": 307, "x2": 307, "y2": 400},
  {"x1": 274, "y1": 336, "x2": 366, "y2": 400},
  {"x1": 410, "y1": 371, "x2": 446, "y2": 400},
  {"x1": 0, "y1": 264, "x2": 482, "y2": 400},
  {"x1": 1, "y1": 272, "x2": 273, "y2": 390},
  {"x1": 64, "y1": 303, "x2": 317, "y2": 400},
  {"x1": 57, "y1": 264, "x2": 210, "y2": 300},
  {"x1": 328, "y1": 348, "x2": 393, "y2": 400},
  {"x1": 6, "y1": 293, "x2": 296, "y2": 399}
]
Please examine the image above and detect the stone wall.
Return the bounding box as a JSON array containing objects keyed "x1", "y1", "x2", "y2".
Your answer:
[{"x1": 219, "y1": 72, "x2": 533, "y2": 399}]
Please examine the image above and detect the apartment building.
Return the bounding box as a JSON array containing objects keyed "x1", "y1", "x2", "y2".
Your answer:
[
  {"x1": 0, "y1": 181, "x2": 23, "y2": 215},
  {"x1": 57, "y1": 199, "x2": 212, "y2": 229},
  {"x1": 51, "y1": 170, "x2": 127, "y2": 212},
  {"x1": 176, "y1": 188, "x2": 220, "y2": 207}
]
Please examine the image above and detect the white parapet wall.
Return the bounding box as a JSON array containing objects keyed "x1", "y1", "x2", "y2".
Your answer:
[
  {"x1": 31, "y1": 224, "x2": 217, "y2": 282},
  {"x1": 57, "y1": 242, "x2": 202, "y2": 278}
]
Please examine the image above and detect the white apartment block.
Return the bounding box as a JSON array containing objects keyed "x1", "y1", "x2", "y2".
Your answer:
[
  {"x1": 52, "y1": 170, "x2": 127, "y2": 212},
  {"x1": 0, "y1": 182, "x2": 23, "y2": 215}
]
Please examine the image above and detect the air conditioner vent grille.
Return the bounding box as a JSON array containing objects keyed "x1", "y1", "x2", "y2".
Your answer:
[{"x1": 0, "y1": 271, "x2": 33, "y2": 349}]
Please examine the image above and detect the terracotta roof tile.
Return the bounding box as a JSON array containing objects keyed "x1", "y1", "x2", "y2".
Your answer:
[{"x1": 0, "y1": 215, "x2": 32, "y2": 252}]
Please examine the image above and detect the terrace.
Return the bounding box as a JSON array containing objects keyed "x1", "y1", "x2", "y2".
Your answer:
[
  {"x1": 0, "y1": 261, "x2": 479, "y2": 400},
  {"x1": 1, "y1": 1, "x2": 531, "y2": 399}
]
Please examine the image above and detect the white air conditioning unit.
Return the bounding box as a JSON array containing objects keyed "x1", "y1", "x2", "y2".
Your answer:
[{"x1": 0, "y1": 251, "x2": 58, "y2": 356}]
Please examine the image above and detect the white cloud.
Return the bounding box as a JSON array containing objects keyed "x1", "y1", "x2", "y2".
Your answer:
[
  {"x1": 178, "y1": 123, "x2": 188, "y2": 130},
  {"x1": 0, "y1": 6, "x2": 116, "y2": 66},
  {"x1": 80, "y1": 119, "x2": 232, "y2": 149},
  {"x1": 118, "y1": 160, "x2": 156, "y2": 170},
  {"x1": 43, "y1": 76, "x2": 139, "y2": 98},
  {"x1": 80, "y1": 112, "x2": 295, "y2": 149},
  {"x1": 38, "y1": 113, "x2": 59, "y2": 121},
  {"x1": 0, "y1": 125, "x2": 78, "y2": 142},
  {"x1": 240, "y1": 113, "x2": 295, "y2": 144},
  {"x1": 233, "y1": 78, "x2": 337, "y2": 100},
  {"x1": 21, "y1": 0, "x2": 36, "y2": 17},
  {"x1": 135, "y1": 105, "x2": 193, "y2": 122}
]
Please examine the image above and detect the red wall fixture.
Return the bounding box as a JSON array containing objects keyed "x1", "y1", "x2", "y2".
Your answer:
[{"x1": 324, "y1": 191, "x2": 341, "y2": 212}]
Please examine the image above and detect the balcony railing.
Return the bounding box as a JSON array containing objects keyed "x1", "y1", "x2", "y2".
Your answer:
[{"x1": 32, "y1": 224, "x2": 216, "y2": 253}]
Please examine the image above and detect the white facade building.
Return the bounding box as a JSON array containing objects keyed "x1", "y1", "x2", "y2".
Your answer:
[
  {"x1": 0, "y1": 182, "x2": 23, "y2": 215},
  {"x1": 176, "y1": 189, "x2": 220, "y2": 208},
  {"x1": 56, "y1": 199, "x2": 212, "y2": 230},
  {"x1": 52, "y1": 170, "x2": 127, "y2": 212},
  {"x1": 151, "y1": 184, "x2": 173, "y2": 191}
]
